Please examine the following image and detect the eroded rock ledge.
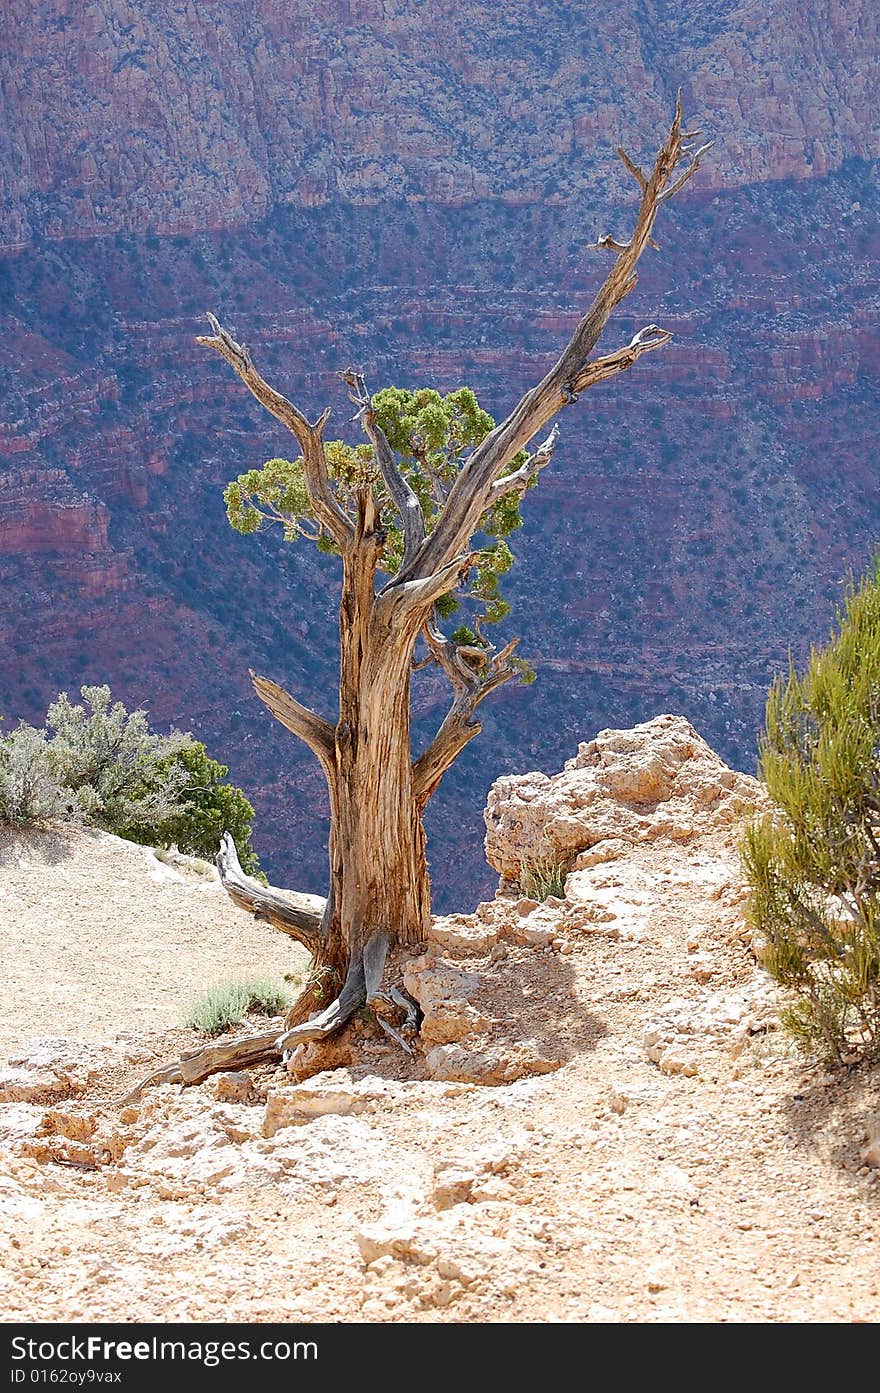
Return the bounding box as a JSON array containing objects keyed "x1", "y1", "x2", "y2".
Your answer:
[{"x1": 484, "y1": 713, "x2": 768, "y2": 884}]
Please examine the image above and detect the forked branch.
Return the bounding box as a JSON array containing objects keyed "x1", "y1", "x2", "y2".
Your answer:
[
  {"x1": 389, "y1": 551, "x2": 476, "y2": 619},
  {"x1": 393, "y1": 97, "x2": 711, "y2": 584},
  {"x1": 412, "y1": 619, "x2": 523, "y2": 807},
  {"x1": 659, "y1": 138, "x2": 714, "y2": 202},
  {"x1": 340, "y1": 368, "x2": 425, "y2": 568},
  {"x1": 196, "y1": 314, "x2": 353, "y2": 548},
  {"x1": 569, "y1": 324, "x2": 671, "y2": 396}
]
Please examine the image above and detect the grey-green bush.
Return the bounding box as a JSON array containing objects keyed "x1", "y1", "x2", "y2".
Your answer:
[
  {"x1": 0, "y1": 724, "x2": 66, "y2": 824},
  {"x1": 183, "y1": 978, "x2": 292, "y2": 1035},
  {"x1": 0, "y1": 685, "x2": 262, "y2": 874},
  {"x1": 46, "y1": 685, "x2": 190, "y2": 830}
]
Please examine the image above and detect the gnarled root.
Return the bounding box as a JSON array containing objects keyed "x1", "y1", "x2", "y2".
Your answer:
[
  {"x1": 368, "y1": 984, "x2": 421, "y2": 1056},
  {"x1": 117, "y1": 1026, "x2": 283, "y2": 1105},
  {"x1": 276, "y1": 952, "x2": 367, "y2": 1053},
  {"x1": 116, "y1": 932, "x2": 423, "y2": 1105}
]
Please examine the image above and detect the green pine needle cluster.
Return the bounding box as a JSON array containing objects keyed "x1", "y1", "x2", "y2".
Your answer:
[
  {"x1": 740, "y1": 559, "x2": 880, "y2": 1063},
  {"x1": 223, "y1": 383, "x2": 540, "y2": 677}
]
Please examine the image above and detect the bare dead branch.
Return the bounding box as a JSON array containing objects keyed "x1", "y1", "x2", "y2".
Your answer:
[
  {"x1": 388, "y1": 551, "x2": 475, "y2": 617},
  {"x1": 339, "y1": 368, "x2": 425, "y2": 567},
  {"x1": 593, "y1": 233, "x2": 632, "y2": 254},
  {"x1": 412, "y1": 703, "x2": 481, "y2": 808},
  {"x1": 617, "y1": 145, "x2": 647, "y2": 190},
  {"x1": 419, "y1": 614, "x2": 482, "y2": 689},
  {"x1": 392, "y1": 101, "x2": 709, "y2": 584},
  {"x1": 196, "y1": 314, "x2": 353, "y2": 548},
  {"x1": 592, "y1": 232, "x2": 659, "y2": 254},
  {"x1": 569, "y1": 324, "x2": 672, "y2": 396},
  {"x1": 412, "y1": 631, "x2": 522, "y2": 807},
  {"x1": 489, "y1": 423, "x2": 560, "y2": 504},
  {"x1": 216, "y1": 831, "x2": 326, "y2": 947},
  {"x1": 249, "y1": 670, "x2": 337, "y2": 777},
  {"x1": 659, "y1": 140, "x2": 715, "y2": 203}
]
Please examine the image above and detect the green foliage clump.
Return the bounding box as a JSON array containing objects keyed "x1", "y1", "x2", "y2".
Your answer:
[
  {"x1": 183, "y1": 978, "x2": 292, "y2": 1036},
  {"x1": 46, "y1": 685, "x2": 191, "y2": 832},
  {"x1": 0, "y1": 685, "x2": 261, "y2": 874},
  {"x1": 740, "y1": 560, "x2": 880, "y2": 1063},
  {"x1": 223, "y1": 383, "x2": 542, "y2": 677},
  {"x1": 518, "y1": 856, "x2": 568, "y2": 902},
  {"x1": 132, "y1": 742, "x2": 260, "y2": 876}
]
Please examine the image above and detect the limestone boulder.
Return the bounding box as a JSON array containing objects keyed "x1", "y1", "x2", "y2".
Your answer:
[
  {"x1": 484, "y1": 714, "x2": 766, "y2": 883},
  {"x1": 0, "y1": 1040, "x2": 115, "y2": 1103}
]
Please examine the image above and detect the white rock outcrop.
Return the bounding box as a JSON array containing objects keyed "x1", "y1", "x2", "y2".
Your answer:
[{"x1": 483, "y1": 714, "x2": 766, "y2": 883}]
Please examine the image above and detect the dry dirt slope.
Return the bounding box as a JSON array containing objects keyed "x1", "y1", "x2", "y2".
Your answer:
[
  {"x1": 0, "y1": 825, "x2": 311, "y2": 1063},
  {"x1": 0, "y1": 717, "x2": 878, "y2": 1324}
]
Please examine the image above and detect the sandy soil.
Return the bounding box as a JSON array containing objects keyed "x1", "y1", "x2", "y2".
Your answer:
[
  {"x1": 0, "y1": 821, "x2": 878, "y2": 1324},
  {"x1": 0, "y1": 825, "x2": 310, "y2": 1061}
]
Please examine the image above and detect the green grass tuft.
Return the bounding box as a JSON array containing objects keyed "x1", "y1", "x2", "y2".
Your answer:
[
  {"x1": 518, "y1": 856, "x2": 568, "y2": 901},
  {"x1": 183, "y1": 977, "x2": 293, "y2": 1036}
]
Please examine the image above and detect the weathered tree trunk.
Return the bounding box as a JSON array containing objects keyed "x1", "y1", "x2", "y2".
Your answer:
[
  {"x1": 298, "y1": 493, "x2": 432, "y2": 1043},
  {"x1": 326, "y1": 646, "x2": 431, "y2": 956},
  {"x1": 120, "y1": 101, "x2": 711, "y2": 1102},
  {"x1": 331, "y1": 498, "x2": 430, "y2": 948}
]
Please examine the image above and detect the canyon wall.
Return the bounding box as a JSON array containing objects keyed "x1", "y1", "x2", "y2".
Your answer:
[
  {"x1": 2, "y1": 0, "x2": 877, "y2": 248},
  {"x1": 0, "y1": 2, "x2": 878, "y2": 907}
]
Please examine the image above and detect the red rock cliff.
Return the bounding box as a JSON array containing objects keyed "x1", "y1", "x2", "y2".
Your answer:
[{"x1": 1, "y1": 0, "x2": 877, "y2": 247}]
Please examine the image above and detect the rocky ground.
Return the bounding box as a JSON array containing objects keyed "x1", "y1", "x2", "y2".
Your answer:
[{"x1": 1, "y1": 716, "x2": 878, "y2": 1324}]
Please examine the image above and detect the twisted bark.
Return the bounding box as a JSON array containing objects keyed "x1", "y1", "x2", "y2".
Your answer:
[{"x1": 125, "y1": 105, "x2": 708, "y2": 1099}]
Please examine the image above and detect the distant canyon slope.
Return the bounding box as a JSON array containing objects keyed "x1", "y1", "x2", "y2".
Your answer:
[{"x1": 1, "y1": 0, "x2": 878, "y2": 907}]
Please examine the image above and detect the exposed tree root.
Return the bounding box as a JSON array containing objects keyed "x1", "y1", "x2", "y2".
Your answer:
[
  {"x1": 373, "y1": 1011, "x2": 414, "y2": 1056},
  {"x1": 368, "y1": 984, "x2": 419, "y2": 1056},
  {"x1": 116, "y1": 934, "x2": 422, "y2": 1106},
  {"x1": 117, "y1": 1027, "x2": 283, "y2": 1105},
  {"x1": 276, "y1": 952, "x2": 367, "y2": 1054}
]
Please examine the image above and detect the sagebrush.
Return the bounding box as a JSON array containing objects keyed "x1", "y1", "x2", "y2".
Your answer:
[
  {"x1": 183, "y1": 978, "x2": 292, "y2": 1035},
  {"x1": 0, "y1": 685, "x2": 261, "y2": 874}
]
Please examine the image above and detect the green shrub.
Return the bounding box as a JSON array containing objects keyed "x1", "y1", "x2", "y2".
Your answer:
[
  {"x1": 0, "y1": 684, "x2": 261, "y2": 873},
  {"x1": 518, "y1": 856, "x2": 568, "y2": 901},
  {"x1": 46, "y1": 684, "x2": 190, "y2": 830},
  {"x1": 740, "y1": 559, "x2": 880, "y2": 1063},
  {"x1": 132, "y1": 741, "x2": 261, "y2": 875},
  {"x1": 183, "y1": 978, "x2": 292, "y2": 1035}
]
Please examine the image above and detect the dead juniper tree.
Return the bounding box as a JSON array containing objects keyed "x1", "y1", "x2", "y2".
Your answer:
[{"x1": 127, "y1": 101, "x2": 710, "y2": 1096}]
